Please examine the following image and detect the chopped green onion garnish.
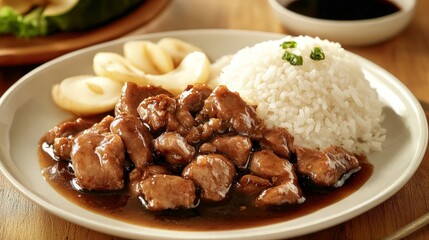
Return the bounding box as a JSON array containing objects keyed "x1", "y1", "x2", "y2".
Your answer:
[
  {"x1": 280, "y1": 41, "x2": 297, "y2": 49},
  {"x1": 282, "y1": 51, "x2": 303, "y2": 66},
  {"x1": 280, "y1": 41, "x2": 324, "y2": 65},
  {"x1": 310, "y1": 47, "x2": 325, "y2": 61}
]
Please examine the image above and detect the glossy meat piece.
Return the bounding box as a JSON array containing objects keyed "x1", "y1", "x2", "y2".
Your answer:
[
  {"x1": 137, "y1": 94, "x2": 177, "y2": 133},
  {"x1": 46, "y1": 117, "x2": 96, "y2": 144},
  {"x1": 46, "y1": 118, "x2": 98, "y2": 160},
  {"x1": 177, "y1": 84, "x2": 213, "y2": 113},
  {"x1": 236, "y1": 174, "x2": 271, "y2": 196},
  {"x1": 59, "y1": 115, "x2": 114, "y2": 161},
  {"x1": 140, "y1": 174, "x2": 197, "y2": 211},
  {"x1": 255, "y1": 181, "x2": 305, "y2": 207},
  {"x1": 83, "y1": 115, "x2": 114, "y2": 134},
  {"x1": 198, "y1": 142, "x2": 217, "y2": 154},
  {"x1": 209, "y1": 135, "x2": 252, "y2": 168},
  {"x1": 249, "y1": 150, "x2": 305, "y2": 206},
  {"x1": 185, "y1": 118, "x2": 227, "y2": 144},
  {"x1": 110, "y1": 114, "x2": 153, "y2": 168},
  {"x1": 115, "y1": 82, "x2": 172, "y2": 117},
  {"x1": 52, "y1": 137, "x2": 73, "y2": 160},
  {"x1": 182, "y1": 154, "x2": 236, "y2": 202},
  {"x1": 153, "y1": 132, "x2": 195, "y2": 165},
  {"x1": 295, "y1": 145, "x2": 361, "y2": 188},
  {"x1": 166, "y1": 105, "x2": 194, "y2": 134},
  {"x1": 70, "y1": 132, "x2": 125, "y2": 191},
  {"x1": 137, "y1": 94, "x2": 193, "y2": 135},
  {"x1": 140, "y1": 165, "x2": 171, "y2": 178},
  {"x1": 260, "y1": 127, "x2": 295, "y2": 160},
  {"x1": 199, "y1": 85, "x2": 265, "y2": 139},
  {"x1": 129, "y1": 165, "x2": 171, "y2": 197},
  {"x1": 249, "y1": 150, "x2": 295, "y2": 179}
]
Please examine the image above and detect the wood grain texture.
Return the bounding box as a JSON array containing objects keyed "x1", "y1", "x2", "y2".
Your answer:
[{"x1": 1, "y1": 0, "x2": 429, "y2": 239}]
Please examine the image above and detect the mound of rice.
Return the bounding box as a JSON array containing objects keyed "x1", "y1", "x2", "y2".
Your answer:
[{"x1": 218, "y1": 35, "x2": 386, "y2": 153}]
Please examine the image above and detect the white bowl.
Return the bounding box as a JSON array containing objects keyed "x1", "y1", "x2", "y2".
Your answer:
[{"x1": 268, "y1": 0, "x2": 416, "y2": 46}]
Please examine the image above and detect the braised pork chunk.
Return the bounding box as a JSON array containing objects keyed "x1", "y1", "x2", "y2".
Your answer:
[
  {"x1": 110, "y1": 114, "x2": 153, "y2": 168},
  {"x1": 199, "y1": 85, "x2": 265, "y2": 139},
  {"x1": 153, "y1": 132, "x2": 195, "y2": 165},
  {"x1": 140, "y1": 174, "x2": 197, "y2": 211},
  {"x1": 46, "y1": 117, "x2": 98, "y2": 160},
  {"x1": 260, "y1": 127, "x2": 295, "y2": 160},
  {"x1": 208, "y1": 135, "x2": 252, "y2": 168},
  {"x1": 295, "y1": 145, "x2": 361, "y2": 188},
  {"x1": 71, "y1": 132, "x2": 125, "y2": 191},
  {"x1": 182, "y1": 154, "x2": 236, "y2": 202},
  {"x1": 249, "y1": 150, "x2": 305, "y2": 206},
  {"x1": 137, "y1": 94, "x2": 177, "y2": 133},
  {"x1": 115, "y1": 82, "x2": 172, "y2": 117}
]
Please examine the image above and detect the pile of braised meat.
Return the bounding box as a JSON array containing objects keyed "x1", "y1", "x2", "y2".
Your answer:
[{"x1": 44, "y1": 83, "x2": 362, "y2": 211}]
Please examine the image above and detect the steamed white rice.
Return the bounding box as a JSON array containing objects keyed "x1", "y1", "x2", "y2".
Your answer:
[{"x1": 217, "y1": 35, "x2": 386, "y2": 153}]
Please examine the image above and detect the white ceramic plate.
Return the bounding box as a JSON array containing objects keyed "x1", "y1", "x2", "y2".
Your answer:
[{"x1": 0, "y1": 30, "x2": 427, "y2": 240}]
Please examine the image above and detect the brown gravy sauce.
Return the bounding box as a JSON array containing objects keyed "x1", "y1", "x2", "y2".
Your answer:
[{"x1": 39, "y1": 136, "x2": 373, "y2": 231}]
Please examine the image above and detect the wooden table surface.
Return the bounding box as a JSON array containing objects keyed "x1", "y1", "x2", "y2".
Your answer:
[{"x1": 1, "y1": 0, "x2": 429, "y2": 239}]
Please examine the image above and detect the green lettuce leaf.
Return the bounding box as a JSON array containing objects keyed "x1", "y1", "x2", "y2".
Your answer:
[
  {"x1": 17, "y1": 6, "x2": 48, "y2": 37},
  {"x1": 0, "y1": 6, "x2": 20, "y2": 34},
  {"x1": 0, "y1": 6, "x2": 49, "y2": 38}
]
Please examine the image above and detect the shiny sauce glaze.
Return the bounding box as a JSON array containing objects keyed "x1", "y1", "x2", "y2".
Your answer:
[
  {"x1": 39, "y1": 138, "x2": 373, "y2": 231},
  {"x1": 285, "y1": 0, "x2": 400, "y2": 21}
]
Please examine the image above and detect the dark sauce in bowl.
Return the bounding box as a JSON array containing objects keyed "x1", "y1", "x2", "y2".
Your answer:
[
  {"x1": 285, "y1": 0, "x2": 401, "y2": 20},
  {"x1": 39, "y1": 137, "x2": 373, "y2": 231}
]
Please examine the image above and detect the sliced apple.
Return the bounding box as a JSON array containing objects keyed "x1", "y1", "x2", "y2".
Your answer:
[
  {"x1": 157, "y1": 38, "x2": 203, "y2": 67},
  {"x1": 123, "y1": 40, "x2": 174, "y2": 75},
  {"x1": 52, "y1": 75, "x2": 123, "y2": 116},
  {"x1": 93, "y1": 52, "x2": 148, "y2": 85},
  {"x1": 141, "y1": 51, "x2": 211, "y2": 95}
]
